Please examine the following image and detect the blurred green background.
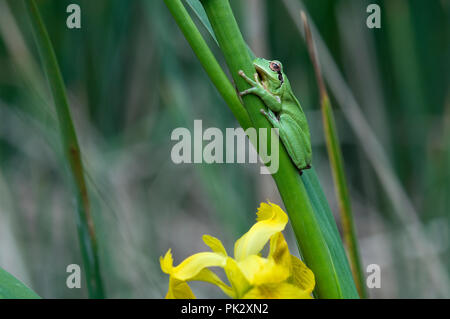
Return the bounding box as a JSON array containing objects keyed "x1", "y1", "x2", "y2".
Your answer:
[{"x1": 0, "y1": 0, "x2": 448, "y2": 298}]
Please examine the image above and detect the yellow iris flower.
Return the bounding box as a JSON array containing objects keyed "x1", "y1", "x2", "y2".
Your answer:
[{"x1": 160, "y1": 201, "x2": 315, "y2": 299}]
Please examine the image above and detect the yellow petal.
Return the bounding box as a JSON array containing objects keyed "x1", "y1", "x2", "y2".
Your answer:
[
  {"x1": 163, "y1": 252, "x2": 234, "y2": 298},
  {"x1": 237, "y1": 254, "x2": 290, "y2": 285},
  {"x1": 172, "y1": 252, "x2": 226, "y2": 281},
  {"x1": 202, "y1": 235, "x2": 228, "y2": 256},
  {"x1": 160, "y1": 249, "x2": 173, "y2": 274},
  {"x1": 242, "y1": 282, "x2": 313, "y2": 299},
  {"x1": 268, "y1": 232, "x2": 291, "y2": 269},
  {"x1": 223, "y1": 257, "x2": 251, "y2": 298},
  {"x1": 190, "y1": 268, "x2": 235, "y2": 298},
  {"x1": 290, "y1": 256, "x2": 315, "y2": 294},
  {"x1": 165, "y1": 277, "x2": 196, "y2": 299},
  {"x1": 234, "y1": 202, "x2": 288, "y2": 261}
]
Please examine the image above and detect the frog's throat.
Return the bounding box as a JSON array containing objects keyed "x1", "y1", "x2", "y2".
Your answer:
[{"x1": 254, "y1": 64, "x2": 281, "y2": 90}]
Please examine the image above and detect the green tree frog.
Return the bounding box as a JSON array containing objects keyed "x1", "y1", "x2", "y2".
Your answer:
[{"x1": 238, "y1": 58, "x2": 312, "y2": 174}]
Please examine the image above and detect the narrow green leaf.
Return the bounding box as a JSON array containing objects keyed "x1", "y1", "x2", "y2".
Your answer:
[
  {"x1": 302, "y1": 169, "x2": 358, "y2": 297},
  {"x1": 0, "y1": 267, "x2": 40, "y2": 299},
  {"x1": 185, "y1": 0, "x2": 255, "y2": 59},
  {"x1": 185, "y1": 0, "x2": 218, "y2": 43},
  {"x1": 24, "y1": 0, "x2": 104, "y2": 298}
]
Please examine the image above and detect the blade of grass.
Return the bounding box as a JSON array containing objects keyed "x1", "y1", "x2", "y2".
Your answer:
[
  {"x1": 0, "y1": 267, "x2": 40, "y2": 299},
  {"x1": 185, "y1": 0, "x2": 255, "y2": 59},
  {"x1": 0, "y1": 1, "x2": 46, "y2": 101},
  {"x1": 24, "y1": 0, "x2": 104, "y2": 298},
  {"x1": 301, "y1": 11, "x2": 366, "y2": 298},
  {"x1": 167, "y1": 0, "x2": 358, "y2": 298},
  {"x1": 282, "y1": 0, "x2": 449, "y2": 296},
  {"x1": 185, "y1": 0, "x2": 218, "y2": 44}
]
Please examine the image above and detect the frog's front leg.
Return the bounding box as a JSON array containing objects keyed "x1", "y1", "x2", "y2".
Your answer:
[
  {"x1": 237, "y1": 70, "x2": 259, "y2": 94},
  {"x1": 238, "y1": 70, "x2": 282, "y2": 112}
]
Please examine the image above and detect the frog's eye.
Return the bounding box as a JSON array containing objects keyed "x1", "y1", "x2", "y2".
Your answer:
[{"x1": 270, "y1": 62, "x2": 281, "y2": 72}]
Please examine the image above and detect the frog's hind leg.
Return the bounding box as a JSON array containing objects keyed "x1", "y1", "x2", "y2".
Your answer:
[
  {"x1": 260, "y1": 108, "x2": 280, "y2": 127},
  {"x1": 261, "y1": 110, "x2": 311, "y2": 173},
  {"x1": 277, "y1": 114, "x2": 309, "y2": 170}
]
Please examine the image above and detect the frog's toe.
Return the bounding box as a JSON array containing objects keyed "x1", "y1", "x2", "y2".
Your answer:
[
  {"x1": 239, "y1": 72, "x2": 257, "y2": 85},
  {"x1": 254, "y1": 73, "x2": 261, "y2": 84},
  {"x1": 239, "y1": 89, "x2": 251, "y2": 96}
]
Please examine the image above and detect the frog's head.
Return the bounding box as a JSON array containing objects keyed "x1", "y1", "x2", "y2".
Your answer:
[{"x1": 253, "y1": 58, "x2": 285, "y2": 91}]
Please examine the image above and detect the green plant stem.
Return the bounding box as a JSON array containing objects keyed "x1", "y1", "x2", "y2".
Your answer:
[
  {"x1": 196, "y1": 0, "x2": 357, "y2": 298},
  {"x1": 164, "y1": 0, "x2": 252, "y2": 130},
  {"x1": 302, "y1": 12, "x2": 366, "y2": 298},
  {"x1": 25, "y1": 0, "x2": 104, "y2": 298}
]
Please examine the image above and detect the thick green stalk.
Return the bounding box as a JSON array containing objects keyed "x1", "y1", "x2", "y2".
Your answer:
[
  {"x1": 302, "y1": 12, "x2": 366, "y2": 298},
  {"x1": 197, "y1": 0, "x2": 357, "y2": 298},
  {"x1": 25, "y1": 0, "x2": 104, "y2": 298}
]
